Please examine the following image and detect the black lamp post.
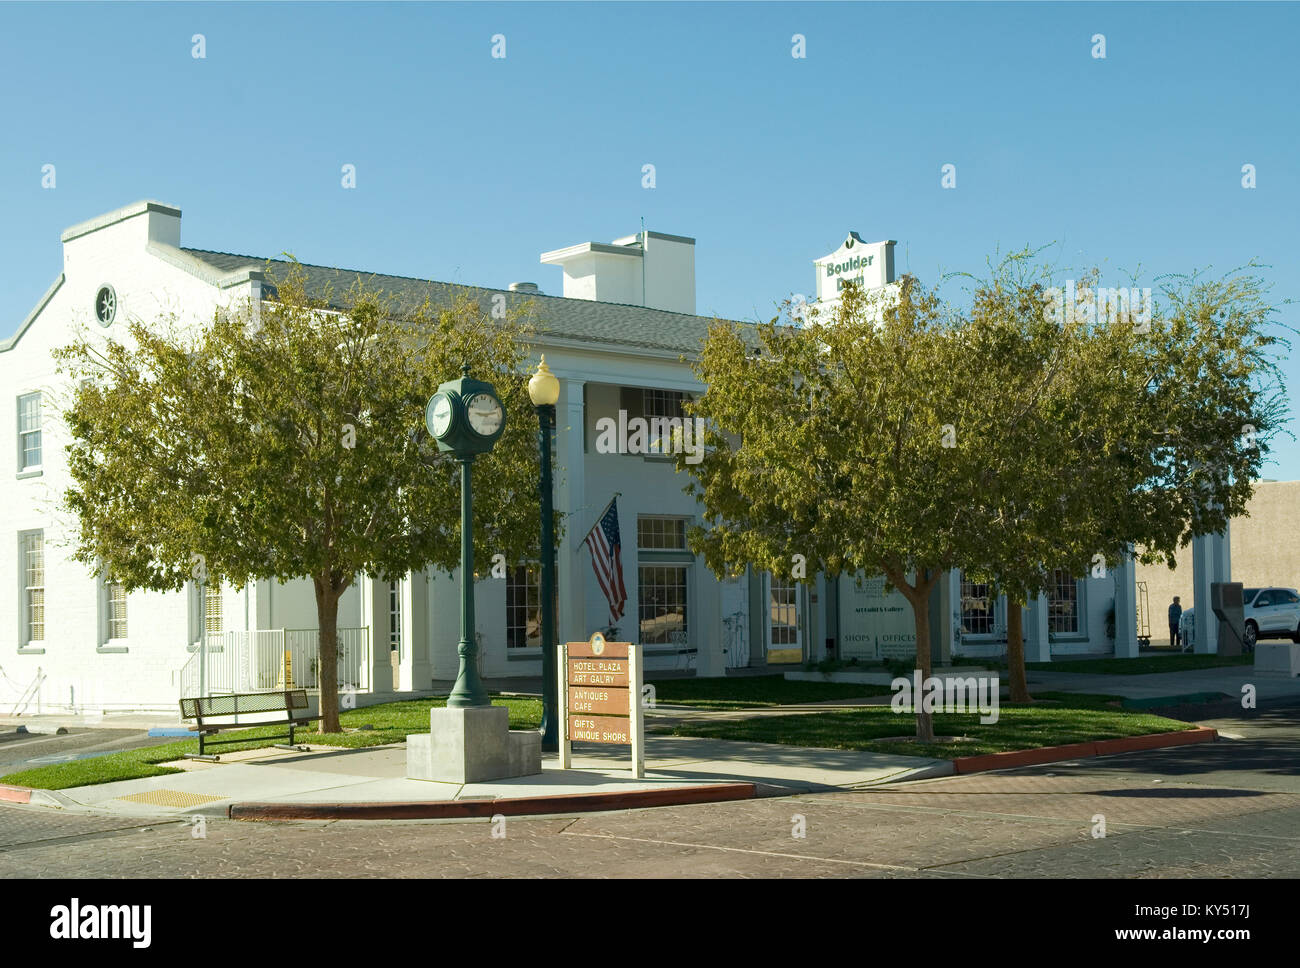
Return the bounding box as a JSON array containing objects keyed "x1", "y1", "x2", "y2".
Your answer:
[{"x1": 528, "y1": 356, "x2": 561, "y2": 751}]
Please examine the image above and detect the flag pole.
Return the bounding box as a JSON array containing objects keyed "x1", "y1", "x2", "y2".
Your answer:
[{"x1": 579, "y1": 491, "x2": 623, "y2": 547}]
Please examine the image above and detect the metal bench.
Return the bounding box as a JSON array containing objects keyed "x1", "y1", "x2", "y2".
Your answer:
[{"x1": 179, "y1": 689, "x2": 319, "y2": 760}]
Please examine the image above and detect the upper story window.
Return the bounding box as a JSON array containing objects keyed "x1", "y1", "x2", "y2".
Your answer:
[
  {"x1": 644, "y1": 389, "x2": 685, "y2": 420},
  {"x1": 637, "y1": 516, "x2": 688, "y2": 550},
  {"x1": 95, "y1": 285, "x2": 117, "y2": 326},
  {"x1": 17, "y1": 392, "x2": 41, "y2": 471}
]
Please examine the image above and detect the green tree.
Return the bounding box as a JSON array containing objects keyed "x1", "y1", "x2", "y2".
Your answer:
[
  {"x1": 55, "y1": 262, "x2": 551, "y2": 732},
  {"x1": 951, "y1": 257, "x2": 1287, "y2": 701},
  {"x1": 682, "y1": 278, "x2": 1013, "y2": 742}
]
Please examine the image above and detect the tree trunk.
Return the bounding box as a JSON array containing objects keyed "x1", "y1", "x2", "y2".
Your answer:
[
  {"x1": 1005, "y1": 596, "x2": 1032, "y2": 703},
  {"x1": 911, "y1": 599, "x2": 934, "y2": 743},
  {"x1": 885, "y1": 564, "x2": 938, "y2": 744},
  {"x1": 314, "y1": 575, "x2": 342, "y2": 733}
]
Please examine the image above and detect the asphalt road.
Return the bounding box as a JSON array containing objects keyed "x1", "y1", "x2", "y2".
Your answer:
[{"x1": 0, "y1": 701, "x2": 1296, "y2": 879}]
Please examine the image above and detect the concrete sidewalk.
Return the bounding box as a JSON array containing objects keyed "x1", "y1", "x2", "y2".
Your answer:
[{"x1": 15, "y1": 734, "x2": 951, "y2": 820}]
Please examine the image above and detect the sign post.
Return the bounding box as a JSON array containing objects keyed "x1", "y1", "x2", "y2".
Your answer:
[{"x1": 558, "y1": 632, "x2": 644, "y2": 778}]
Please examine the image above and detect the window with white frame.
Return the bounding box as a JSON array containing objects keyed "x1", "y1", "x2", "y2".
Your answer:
[
  {"x1": 960, "y1": 574, "x2": 995, "y2": 635},
  {"x1": 20, "y1": 531, "x2": 44, "y2": 643},
  {"x1": 637, "y1": 515, "x2": 688, "y2": 550},
  {"x1": 506, "y1": 565, "x2": 542, "y2": 649},
  {"x1": 203, "y1": 583, "x2": 223, "y2": 636},
  {"x1": 638, "y1": 565, "x2": 688, "y2": 644},
  {"x1": 643, "y1": 389, "x2": 684, "y2": 420},
  {"x1": 1048, "y1": 570, "x2": 1080, "y2": 635},
  {"x1": 388, "y1": 580, "x2": 403, "y2": 657},
  {"x1": 769, "y1": 576, "x2": 799, "y2": 645},
  {"x1": 104, "y1": 576, "x2": 127, "y2": 641},
  {"x1": 17, "y1": 392, "x2": 42, "y2": 471}
]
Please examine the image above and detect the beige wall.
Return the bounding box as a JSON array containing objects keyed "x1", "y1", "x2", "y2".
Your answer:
[{"x1": 1136, "y1": 480, "x2": 1300, "y2": 643}]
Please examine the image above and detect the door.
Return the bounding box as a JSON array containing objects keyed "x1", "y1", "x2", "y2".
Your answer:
[
  {"x1": 720, "y1": 575, "x2": 750, "y2": 670},
  {"x1": 766, "y1": 574, "x2": 802, "y2": 664},
  {"x1": 1253, "y1": 589, "x2": 1282, "y2": 632},
  {"x1": 1275, "y1": 589, "x2": 1300, "y2": 634}
]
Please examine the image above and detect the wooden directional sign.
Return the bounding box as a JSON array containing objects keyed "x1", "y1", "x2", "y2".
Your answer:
[
  {"x1": 568, "y1": 661, "x2": 630, "y2": 687},
  {"x1": 567, "y1": 686, "x2": 629, "y2": 716},
  {"x1": 568, "y1": 715, "x2": 633, "y2": 744},
  {"x1": 558, "y1": 632, "x2": 645, "y2": 778}
]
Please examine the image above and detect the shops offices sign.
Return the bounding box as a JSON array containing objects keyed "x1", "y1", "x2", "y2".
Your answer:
[{"x1": 839, "y1": 575, "x2": 916, "y2": 660}]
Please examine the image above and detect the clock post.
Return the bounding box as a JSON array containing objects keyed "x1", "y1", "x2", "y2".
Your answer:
[
  {"x1": 448, "y1": 449, "x2": 485, "y2": 707},
  {"x1": 407, "y1": 366, "x2": 542, "y2": 782}
]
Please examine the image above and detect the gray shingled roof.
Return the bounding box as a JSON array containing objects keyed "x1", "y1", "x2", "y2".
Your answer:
[{"x1": 180, "y1": 249, "x2": 760, "y2": 356}]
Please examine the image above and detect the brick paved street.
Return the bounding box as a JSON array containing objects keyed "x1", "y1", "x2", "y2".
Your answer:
[
  {"x1": 3, "y1": 700, "x2": 1297, "y2": 879},
  {"x1": 3, "y1": 595, "x2": 1284, "y2": 888}
]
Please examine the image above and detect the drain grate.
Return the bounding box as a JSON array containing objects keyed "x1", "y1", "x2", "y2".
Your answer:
[{"x1": 115, "y1": 789, "x2": 228, "y2": 808}]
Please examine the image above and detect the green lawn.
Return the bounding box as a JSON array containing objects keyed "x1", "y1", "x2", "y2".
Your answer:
[
  {"x1": 647, "y1": 675, "x2": 894, "y2": 710},
  {"x1": 662, "y1": 692, "x2": 1195, "y2": 760},
  {"x1": 1024, "y1": 654, "x2": 1255, "y2": 675},
  {"x1": 0, "y1": 696, "x2": 541, "y2": 791}
]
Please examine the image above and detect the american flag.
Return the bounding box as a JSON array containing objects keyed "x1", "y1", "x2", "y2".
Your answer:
[{"x1": 584, "y1": 498, "x2": 627, "y2": 623}]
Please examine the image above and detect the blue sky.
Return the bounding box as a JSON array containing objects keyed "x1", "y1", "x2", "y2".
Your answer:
[{"x1": 2, "y1": 1, "x2": 1297, "y2": 474}]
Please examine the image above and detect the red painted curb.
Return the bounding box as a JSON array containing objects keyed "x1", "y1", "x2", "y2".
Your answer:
[
  {"x1": 1093, "y1": 727, "x2": 1218, "y2": 756},
  {"x1": 0, "y1": 784, "x2": 33, "y2": 804},
  {"x1": 953, "y1": 728, "x2": 1217, "y2": 775},
  {"x1": 954, "y1": 741, "x2": 1098, "y2": 774},
  {"x1": 228, "y1": 781, "x2": 758, "y2": 821}
]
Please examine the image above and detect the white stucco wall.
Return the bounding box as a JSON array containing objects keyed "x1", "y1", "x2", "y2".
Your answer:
[{"x1": 0, "y1": 202, "x2": 260, "y2": 712}]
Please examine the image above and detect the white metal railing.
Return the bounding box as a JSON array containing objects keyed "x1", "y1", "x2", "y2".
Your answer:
[
  {"x1": 178, "y1": 628, "x2": 370, "y2": 699},
  {"x1": 8, "y1": 666, "x2": 46, "y2": 716},
  {"x1": 282, "y1": 628, "x2": 370, "y2": 691}
]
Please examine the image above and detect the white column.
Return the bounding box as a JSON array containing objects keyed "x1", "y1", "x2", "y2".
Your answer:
[
  {"x1": 359, "y1": 576, "x2": 392, "y2": 693},
  {"x1": 1192, "y1": 532, "x2": 1224, "y2": 653},
  {"x1": 555, "y1": 378, "x2": 587, "y2": 645},
  {"x1": 695, "y1": 566, "x2": 724, "y2": 676},
  {"x1": 1025, "y1": 592, "x2": 1051, "y2": 662},
  {"x1": 1192, "y1": 528, "x2": 1231, "y2": 653},
  {"x1": 1113, "y1": 551, "x2": 1139, "y2": 658},
  {"x1": 408, "y1": 571, "x2": 433, "y2": 691}
]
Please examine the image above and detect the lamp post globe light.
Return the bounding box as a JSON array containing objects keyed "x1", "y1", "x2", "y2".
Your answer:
[
  {"x1": 425, "y1": 365, "x2": 506, "y2": 708},
  {"x1": 528, "y1": 356, "x2": 561, "y2": 752}
]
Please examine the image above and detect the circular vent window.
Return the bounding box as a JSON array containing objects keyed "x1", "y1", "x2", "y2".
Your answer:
[{"x1": 95, "y1": 285, "x2": 117, "y2": 326}]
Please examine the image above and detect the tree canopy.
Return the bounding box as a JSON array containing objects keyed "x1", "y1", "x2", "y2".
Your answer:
[{"x1": 56, "y1": 262, "x2": 555, "y2": 730}]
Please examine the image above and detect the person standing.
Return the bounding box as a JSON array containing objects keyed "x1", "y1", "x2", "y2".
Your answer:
[{"x1": 1168, "y1": 596, "x2": 1183, "y2": 650}]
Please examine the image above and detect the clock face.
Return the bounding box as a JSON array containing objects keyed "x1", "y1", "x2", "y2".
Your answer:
[
  {"x1": 465, "y1": 392, "x2": 504, "y2": 437},
  {"x1": 427, "y1": 393, "x2": 454, "y2": 438}
]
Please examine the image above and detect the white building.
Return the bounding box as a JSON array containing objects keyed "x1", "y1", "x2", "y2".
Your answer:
[{"x1": 2, "y1": 201, "x2": 1222, "y2": 714}]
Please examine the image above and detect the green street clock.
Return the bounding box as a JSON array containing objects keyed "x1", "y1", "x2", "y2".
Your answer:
[{"x1": 425, "y1": 366, "x2": 507, "y2": 457}]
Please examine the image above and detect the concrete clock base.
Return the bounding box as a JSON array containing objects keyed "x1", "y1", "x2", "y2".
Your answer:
[{"x1": 407, "y1": 706, "x2": 542, "y2": 783}]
